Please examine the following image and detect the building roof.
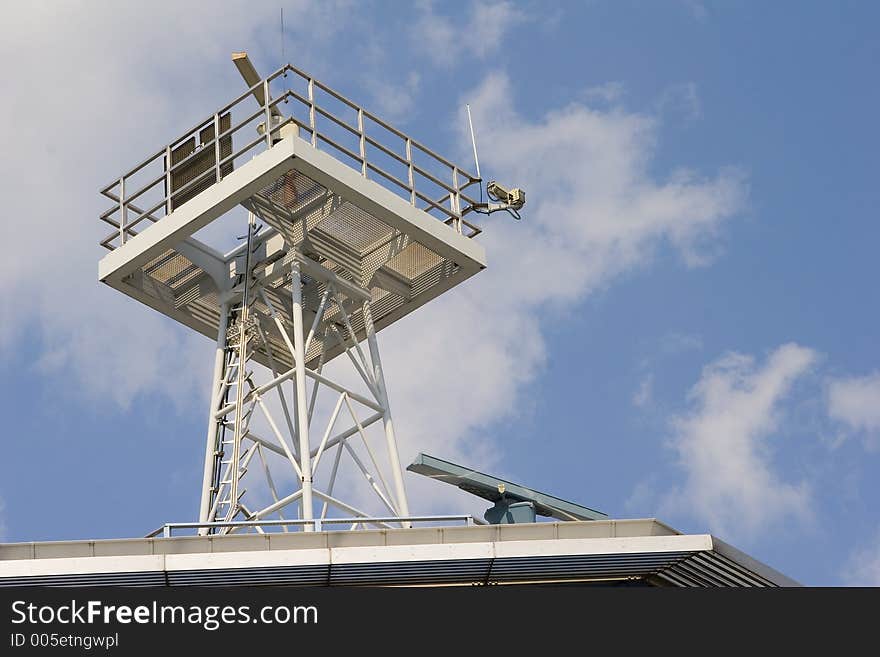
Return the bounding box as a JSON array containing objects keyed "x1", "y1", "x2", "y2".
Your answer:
[{"x1": 0, "y1": 519, "x2": 797, "y2": 587}]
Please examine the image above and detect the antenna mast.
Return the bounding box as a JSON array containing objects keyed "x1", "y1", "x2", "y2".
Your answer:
[{"x1": 466, "y1": 103, "x2": 481, "y2": 180}]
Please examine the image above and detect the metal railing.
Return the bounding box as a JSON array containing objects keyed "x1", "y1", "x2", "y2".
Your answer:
[
  {"x1": 99, "y1": 64, "x2": 483, "y2": 252},
  {"x1": 146, "y1": 514, "x2": 483, "y2": 537}
]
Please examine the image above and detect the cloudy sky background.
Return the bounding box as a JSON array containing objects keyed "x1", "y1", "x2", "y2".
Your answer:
[{"x1": 0, "y1": 1, "x2": 878, "y2": 585}]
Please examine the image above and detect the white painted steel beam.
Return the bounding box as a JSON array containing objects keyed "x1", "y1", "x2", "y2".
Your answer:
[
  {"x1": 99, "y1": 139, "x2": 299, "y2": 283},
  {"x1": 0, "y1": 524, "x2": 799, "y2": 586}
]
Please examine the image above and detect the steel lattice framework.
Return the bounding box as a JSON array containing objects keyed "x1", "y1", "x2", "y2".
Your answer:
[{"x1": 199, "y1": 211, "x2": 412, "y2": 532}]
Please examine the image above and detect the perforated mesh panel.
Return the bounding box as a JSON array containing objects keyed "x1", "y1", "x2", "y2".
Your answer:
[
  {"x1": 116, "y1": 158, "x2": 478, "y2": 374},
  {"x1": 169, "y1": 113, "x2": 232, "y2": 210}
]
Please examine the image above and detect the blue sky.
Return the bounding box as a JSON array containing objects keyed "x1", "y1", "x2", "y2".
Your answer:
[{"x1": 1, "y1": 1, "x2": 878, "y2": 586}]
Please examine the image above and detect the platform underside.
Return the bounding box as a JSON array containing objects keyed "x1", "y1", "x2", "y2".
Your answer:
[
  {"x1": 99, "y1": 135, "x2": 486, "y2": 370},
  {"x1": 0, "y1": 520, "x2": 796, "y2": 587}
]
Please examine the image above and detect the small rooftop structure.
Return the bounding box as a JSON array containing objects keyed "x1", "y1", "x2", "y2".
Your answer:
[{"x1": 408, "y1": 453, "x2": 608, "y2": 524}]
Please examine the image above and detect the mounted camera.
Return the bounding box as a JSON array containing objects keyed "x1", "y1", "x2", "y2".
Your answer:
[
  {"x1": 470, "y1": 180, "x2": 526, "y2": 220},
  {"x1": 486, "y1": 181, "x2": 526, "y2": 211}
]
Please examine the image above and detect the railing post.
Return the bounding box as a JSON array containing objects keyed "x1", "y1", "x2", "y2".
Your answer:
[
  {"x1": 213, "y1": 112, "x2": 221, "y2": 183},
  {"x1": 406, "y1": 138, "x2": 415, "y2": 206},
  {"x1": 308, "y1": 79, "x2": 317, "y2": 147},
  {"x1": 263, "y1": 79, "x2": 273, "y2": 147},
  {"x1": 118, "y1": 176, "x2": 125, "y2": 245},
  {"x1": 164, "y1": 145, "x2": 172, "y2": 216},
  {"x1": 163, "y1": 525, "x2": 171, "y2": 538},
  {"x1": 452, "y1": 166, "x2": 461, "y2": 233},
  {"x1": 358, "y1": 108, "x2": 367, "y2": 178}
]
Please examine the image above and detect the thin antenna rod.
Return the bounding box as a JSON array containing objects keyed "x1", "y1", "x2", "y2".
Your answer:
[
  {"x1": 280, "y1": 7, "x2": 285, "y2": 65},
  {"x1": 466, "y1": 104, "x2": 481, "y2": 180}
]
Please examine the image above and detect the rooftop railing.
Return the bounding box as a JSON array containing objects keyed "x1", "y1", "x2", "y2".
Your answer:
[
  {"x1": 145, "y1": 514, "x2": 484, "y2": 537},
  {"x1": 99, "y1": 64, "x2": 483, "y2": 253}
]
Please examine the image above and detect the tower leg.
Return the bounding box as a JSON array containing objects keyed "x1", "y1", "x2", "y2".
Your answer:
[
  {"x1": 363, "y1": 301, "x2": 410, "y2": 524},
  {"x1": 291, "y1": 261, "x2": 315, "y2": 530}
]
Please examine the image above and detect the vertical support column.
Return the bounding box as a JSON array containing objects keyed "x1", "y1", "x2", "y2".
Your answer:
[
  {"x1": 164, "y1": 146, "x2": 172, "y2": 216},
  {"x1": 358, "y1": 108, "x2": 367, "y2": 178},
  {"x1": 452, "y1": 167, "x2": 462, "y2": 234},
  {"x1": 406, "y1": 138, "x2": 415, "y2": 206},
  {"x1": 199, "y1": 303, "x2": 229, "y2": 531},
  {"x1": 213, "y1": 112, "x2": 222, "y2": 183},
  {"x1": 118, "y1": 176, "x2": 125, "y2": 245},
  {"x1": 362, "y1": 301, "x2": 411, "y2": 526},
  {"x1": 263, "y1": 78, "x2": 273, "y2": 147},
  {"x1": 308, "y1": 79, "x2": 317, "y2": 147},
  {"x1": 291, "y1": 261, "x2": 315, "y2": 530}
]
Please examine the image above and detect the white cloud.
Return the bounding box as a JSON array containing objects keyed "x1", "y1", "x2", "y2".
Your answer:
[
  {"x1": 828, "y1": 372, "x2": 880, "y2": 449},
  {"x1": 656, "y1": 82, "x2": 703, "y2": 121},
  {"x1": 0, "y1": 2, "x2": 350, "y2": 408},
  {"x1": 660, "y1": 343, "x2": 816, "y2": 539},
  {"x1": 469, "y1": 0, "x2": 527, "y2": 57},
  {"x1": 356, "y1": 36, "x2": 423, "y2": 124},
  {"x1": 633, "y1": 374, "x2": 654, "y2": 408},
  {"x1": 373, "y1": 72, "x2": 746, "y2": 503},
  {"x1": 0, "y1": 5, "x2": 747, "y2": 518},
  {"x1": 844, "y1": 529, "x2": 880, "y2": 586},
  {"x1": 412, "y1": 0, "x2": 525, "y2": 68},
  {"x1": 368, "y1": 72, "x2": 421, "y2": 121},
  {"x1": 582, "y1": 82, "x2": 626, "y2": 105},
  {"x1": 660, "y1": 332, "x2": 704, "y2": 355},
  {"x1": 681, "y1": 0, "x2": 709, "y2": 21}
]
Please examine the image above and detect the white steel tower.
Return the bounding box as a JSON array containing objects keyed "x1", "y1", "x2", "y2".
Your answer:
[{"x1": 97, "y1": 55, "x2": 503, "y2": 534}]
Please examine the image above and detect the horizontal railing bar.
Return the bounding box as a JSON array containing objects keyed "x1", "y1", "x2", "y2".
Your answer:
[
  {"x1": 461, "y1": 217, "x2": 481, "y2": 234},
  {"x1": 151, "y1": 514, "x2": 479, "y2": 536},
  {"x1": 100, "y1": 204, "x2": 120, "y2": 221},
  {"x1": 413, "y1": 189, "x2": 457, "y2": 218},
  {"x1": 101, "y1": 221, "x2": 145, "y2": 248},
  {"x1": 101, "y1": 61, "x2": 488, "y2": 256},
  {"x1": 215, "y1": 77, "x2": 272, "y2": 116},
  {"x1": 117, "y1": 94, "x2": 295, "y2": 213},
  {"x1": 409, "y1": 138, "x2": 476, "y2": 180},
  {"x1": 167, "y1": 116, "x2": 217, "y2": 151},
  {"x1": 100, "y1": 147, "x2": 166, "y2": 193},
  {"x1": 365, "y1": 134, "x2": 465, "y2": 201},
  {"x1": 100, "y1": 201, "x2": 159, "y2": 233},
  {"x1": 175, "y1": 66, "x2": 289, "y2": 141},
  {"x1": 410, "y1": 161, "x2": 459, "y2": 196},
  {"x1": 127, "y1": 198, "x2": 168, "y2": 234},
  {"x1": 363, "y1": 134, "x2": 409, "y2": 168},
  {"x1": 285, "y1": 88, "x2": 312, "y2": 109},
  {"x1": 266, "y1": 91, "x2": 292, "y2": 114},
  {"x1": 119, "y1": 172, "x2": 166, "y2": 208},
  {"x1": 310, "y1": 77, "x2": 362, "y2": 113},
  {"x1": 221, "y1": 131, "x2": 267, "y2": 169},
  {"x1": 101, "y1": 74, "x2": 288, "y2": 192},
  {"x1": 313, "y1": 103, "x2": 361, "y2": 137},
  {"x1": 316, "y1": 132, "x2": 364, "y2": 167},
  {"x1": 162, "y1": 105, "x2": 260, "y2": 179},
  {"x1": 365, "y1": 161, "x2": 412, "y2": 194},
  {"x1": 282, "y1": 63, "x2": 476, "y2": 179},
  {"x1": 165, "y1": 515, "x2": 476, "y2": 529}
]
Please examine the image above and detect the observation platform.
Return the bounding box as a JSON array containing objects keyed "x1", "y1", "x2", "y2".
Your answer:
[
  {"x1": 98, "y1": 64, "x2": 485, "y2": 370},
  {"x1": 0, "y1": 519, "x2": 797, "y2": 587}
]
